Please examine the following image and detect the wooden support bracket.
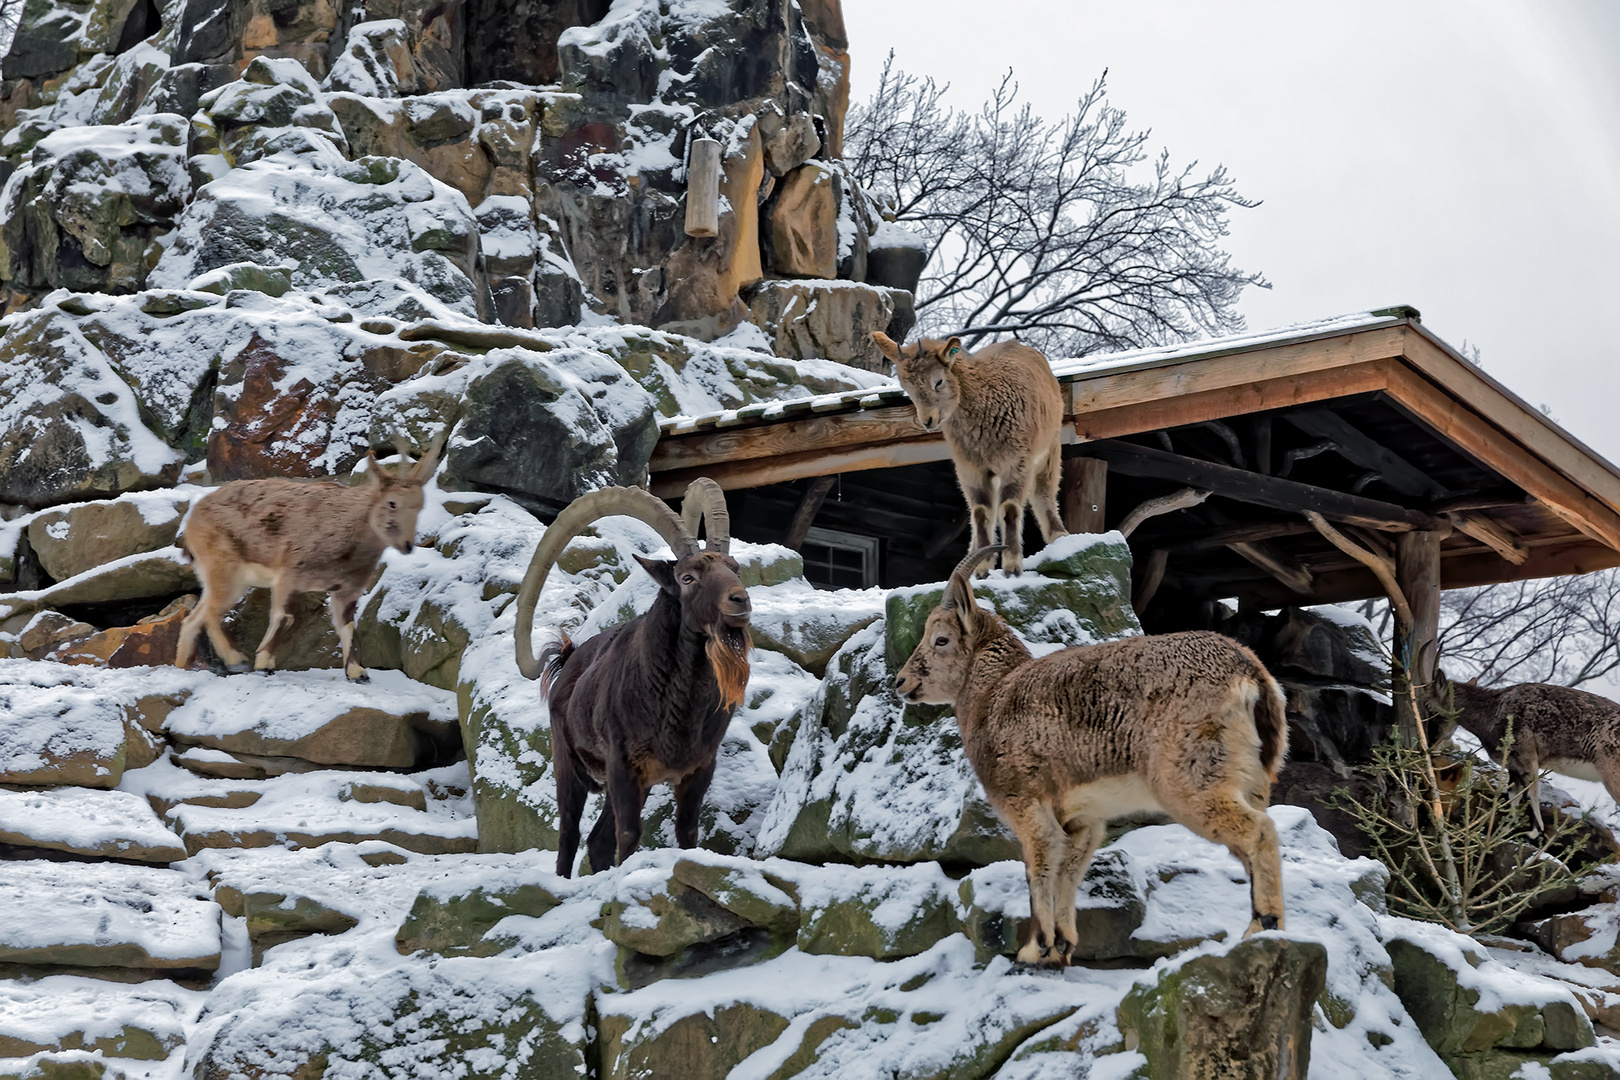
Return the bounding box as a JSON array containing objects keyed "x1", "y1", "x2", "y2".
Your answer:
[
  {"x1": 1118, "y1": 487, "x2": 1210, "y2": 539},
  {"x1": 1304, "y1": 510, "x2": 1413, "y2": 633}
]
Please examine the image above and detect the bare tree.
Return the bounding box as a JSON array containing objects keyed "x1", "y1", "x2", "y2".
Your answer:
[
  {"x1": 845, "y1": 53, "x2": 1268, "y2": 356},
  {"x1": 0, "y1": 0, "x2": 25, "y2": 79}
]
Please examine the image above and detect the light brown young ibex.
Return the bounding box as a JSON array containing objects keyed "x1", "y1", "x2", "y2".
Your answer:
[
  {"x1": 175, "y1": 435, "x2": 443, "y2": 682},
  {"x1": 894, "y1": 546, "x2": 1289, "y2": 966},
  {"x1": 872, "y1": 332, "x2": 1067, "y2": 576},
  {"x1": 1426, "y1": 669, "x2": 1620, "y2": 833}
]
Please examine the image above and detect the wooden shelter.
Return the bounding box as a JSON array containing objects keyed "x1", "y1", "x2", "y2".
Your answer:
[{"x1": 650, "y1": 307, "x2": 1620, "y2": 697}]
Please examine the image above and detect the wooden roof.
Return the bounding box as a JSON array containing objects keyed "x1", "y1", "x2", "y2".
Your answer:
[{"x1": 649, "y1": 309, "x2": 1620, "y2": 606}]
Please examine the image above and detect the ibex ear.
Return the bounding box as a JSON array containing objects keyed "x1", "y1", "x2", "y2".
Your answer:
[
  {"x1": 944, "y1": 571, "x2": 980, "y2": 633},
  {"x1": 942, "y1": 337, "x2": 963, "y2": 366},
  {"x1": 633, "y1": 553, "x2": 679, "y2": 594},
  {"x1": 870, "y1": 331, "x2": 901, "y2": 365},
  {"x1": 364, "y1": 451, "x2": 384, "y2": 488}
]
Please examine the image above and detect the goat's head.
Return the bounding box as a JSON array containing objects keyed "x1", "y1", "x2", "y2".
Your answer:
[
  {"x1": 362, "y1": 432, "x2": 445, "y2": 554},
  {"x1": 514, "y1": 478, "x2": 750, "y2": 706},
  {"x1": 872, "y1": 332, "x2": 964, "y2": 433},
  {"x1": 893, "y1": 545, "x2": 1005, "y2": 705}
]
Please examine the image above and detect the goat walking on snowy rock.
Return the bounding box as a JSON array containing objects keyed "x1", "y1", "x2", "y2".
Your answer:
[
  {"x1": 514, "y1": 479, "x2": 751, "y2": 877},
  {"x1": 175, "y1": 436, "x2": 442, "y2": 682},
  {"x1": 873, "y1": 332, "x2": 1068, "y2": 576},
  {"x1": 894, "y1": 546, "x2": 1288, "y2": 966}
]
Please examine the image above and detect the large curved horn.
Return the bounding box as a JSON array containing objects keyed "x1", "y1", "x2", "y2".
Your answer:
[
  {"x1": 939, "y1": 545, "x2": 1005, "y2": 611},
  {"x1": 514, "y1": 487, "x2": 697, "y2": 679},
  {"x1": 678, "y1": 477, "x2": 731, "y2": 554}
]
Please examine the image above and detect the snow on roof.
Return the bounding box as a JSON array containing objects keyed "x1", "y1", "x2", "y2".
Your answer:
[{"x1": 657, "y1": 309, "x2": 1408, "y2": 436}]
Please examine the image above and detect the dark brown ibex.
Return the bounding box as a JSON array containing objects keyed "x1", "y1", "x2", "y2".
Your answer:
[
  {"x1": 1427, "y1": 669, "x2": 1620, "y2": 833},
  {"x1": 175, "y1": 436, "x2": 443, "y2": 682},
  {"x1": 872, "y1": 332, "x2": 1067, "y2": 576},
  {"x1": 894, "y1": 546, "x2": 1288, "y2": 966},
  {"x1": 514, "y1": 479, "x2": 751, "y2": 876}
]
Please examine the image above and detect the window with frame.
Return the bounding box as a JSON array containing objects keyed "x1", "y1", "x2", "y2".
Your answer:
[{"x1": 800, "y1": 527, "x2": 881, "y2": 590}]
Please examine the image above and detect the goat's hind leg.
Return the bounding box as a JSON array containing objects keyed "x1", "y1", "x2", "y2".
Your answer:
[
  {"x1": 998, "y1": 482, "x2": 1026, "y2": 575},
  {"x1": 1197, "y1": 792, "x2": 1285, "y2": 935},
  {"x1": 554, "y1": 746, "x2": 591, "y2": 877},
  {"x1": 1031, "y1": 445, "x2": 1068, "y2": 542},
  {"x1": 254, "y1": 579, "x2": 294, "y2": 674},
  {"x1": 180, "y1": 569, "x2": 250, "y2": 673}
]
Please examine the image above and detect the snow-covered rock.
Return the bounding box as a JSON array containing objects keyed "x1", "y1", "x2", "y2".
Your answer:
[{"x1": 0, "y1": 786, "x2": 186, "y2": 862}]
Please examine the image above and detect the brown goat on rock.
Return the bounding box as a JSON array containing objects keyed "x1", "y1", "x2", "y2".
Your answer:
[
  {"x1": 873, "y1": 332, "x2": 1067, "y2": 576},
  {"x1": 514, "y1": 479, "x2": 751, "y2": 877},
  {"x1": 894, "y1": 546, "x2": 1288, "y2": 967},
  {"x1": 1426, "y1": 670, "x2": 1620, "y2": 833},
  {"x1": 176, "y1": 436, "x2": 442, "y2": 681}
]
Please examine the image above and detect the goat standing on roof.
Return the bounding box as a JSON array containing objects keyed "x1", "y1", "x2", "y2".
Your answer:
[
  {"x1": 176, "y1": 435, "x2": 443, "y2": 682},
  {"x1": 894, "y1": 546, "x2": 1288, "y2": 967},
  {"x1": 873, "y1": 332, "x2": 1068, "y2": 577},
  {"x1": 514, "y1": 479, "x2": 751, "y2": 876}
]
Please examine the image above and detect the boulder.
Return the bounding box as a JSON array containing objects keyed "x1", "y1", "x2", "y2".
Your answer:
[
  {"x1": 0, "y1": 979, "x2": 191, "y2": 1061},
  {"x1": 745, "y1": 577, "x2": 882, "y2": 676},
  {"x1": 441, "y1": 347, "x2": 658, "y2": 516},
  {"x1": 0, "y1": 667, "x2": 131, "y2": 787},
  {"x1": 796, "y1": 862, "x2": 961, "y2": 960},
  {"x1": 1387, "y1": 927, "x2": 1596, "y2": 1069},
  {"x1": 0, "y1": 308, "x2": 185, "y2": 508},
  {"x1": 0, "y1": 860, "x2": 220, "y2": 972},
  {"x1": 1117, "y1": 936, "x2": 1328, "y2": 1080},
  {"x1": 0, "y1": 786, "x2": 186, "y2": 862},
  {"x1": 757, "y1": 105, "x2": 820, "y2": 177},
  {"x1": 396, "y1": 879, "x2": 565, "y2": 956},
  {"x1": 746, "y1": 280, "x2": 905, "y2": 371},
  {"x1": 0, "y1": 609, "x2": 97, "y2": 661},
  {"x1": 0, "y1": 113, "x2": 190, "y2": 296},
  {"x1": 149, "y1": 154, "x2": 489, "y2": 320},
  {"x1": 25, "y1": 492, "x2": 188, "y2": 582},
  {"x1": 323, "y1": 19, "x2": 423, "y2": 97},
  {"x1": 765, "y1": 160, "x2": 837, "y2": 278},
  {"x1": 865, "y1": 220, "x2": 929, "y2": 295},
  {"x1": 960, "y1": 851, "x2": 1149, "y2": 964},
  {"x1": 596, "y1": 1001, "x2": 791, "y2": 1080}
]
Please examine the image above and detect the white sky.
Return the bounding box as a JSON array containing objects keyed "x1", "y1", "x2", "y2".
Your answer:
[{"x1": 843, "y1": 0, "x2": 1620, "y2": 466}]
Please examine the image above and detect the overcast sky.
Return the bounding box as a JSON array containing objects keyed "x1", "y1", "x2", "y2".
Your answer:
[{"x1": 842, "y1": 0, "x2": 1620, "y2": 466}]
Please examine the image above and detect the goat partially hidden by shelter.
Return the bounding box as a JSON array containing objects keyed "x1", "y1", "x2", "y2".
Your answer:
[
  {"x1": 514, "y1": 479, "x2": 751, "y2": 877},
  {"x1": 873, "y1": 332, "x2": 1068, "y2": 576},
  {"x1": 1427, "y1": 670, "x2": 1620, "y2": 834},
  {"x1": 894, "y1": 546, "x2": 1288, "y2": 966},
  {"x1": 175, "y1": 436, "x2": 442, "y2": 682}
]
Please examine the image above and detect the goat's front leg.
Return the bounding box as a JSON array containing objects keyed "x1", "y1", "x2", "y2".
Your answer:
[
  {"x1": 672, "y1": 761, "x2": 717, "y2": 850},
  {"x1": 1512, "y1": 750, "x2": 1546, "y2": 834},
  {"x1": 1008, "y1": 800, "x2": 1069, "y2": 966},
  {"x1": 607, "y1": 751, "x2": 648, "y2": 868},
  {"x1": 959, "y1": 465, "x2": 1000, "y2": 578},
  {"x1": 1052, "y1": 820, "x2": 1106, "y2": 964},
  {"x1": 327, "y1": 587, "x2": 368, "y2": 682}
]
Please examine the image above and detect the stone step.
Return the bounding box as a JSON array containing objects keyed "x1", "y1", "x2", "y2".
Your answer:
[
  {"x1": 0, "y1": 861, "x2": 221, "y2": 976},
  {"x1": 0, "y1": 786, "x2": 186, "y2": 864},
  {"x1": 161, "y1": 763, "x2": 478, "y2": 856},
  {"x1": 0, "y1": 976, "x2": 201, "y2": 1060}
]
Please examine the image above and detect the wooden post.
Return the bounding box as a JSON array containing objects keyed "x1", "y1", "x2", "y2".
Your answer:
[
  {"x1": 1061, "y1": 458, "x2": 1107, "y2": 533},
  {"x1": 785, "y1": 474, "x2": 837, "y2": 550},
  {"x1": 1394, "y1": 528, "x2": 1444, "y2": 745},
  {"x1": 684, "y1": 137, "x2": 721, "y2": 238}
]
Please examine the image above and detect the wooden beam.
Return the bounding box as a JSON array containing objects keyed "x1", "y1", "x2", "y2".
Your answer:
[
  {"x1": 1281, "y1": 408, "x2": 1447, "y2": 499},
  {"x1": 1077, "y1": 440, "x2": 1439, "y2": 532},
  {"x1": 1380, "y1": 361, "x2": 1620, "y2": 552},
  {"x1": 1133, "y1": 548, "x2": 1169, "y2": 613},
  {"x1": 653, "y1": 403, "x2": 932, "y2": 474},
  {"x1": 1252, "y1": 416, "x2": 1272, "y2": 476},
  {"x1": 1443, "y1": 511, "x2": 1529, "y2": 566},
  {"x1": 785, "y1": 475, "x2": 837, "y2": 550},
  {"x1": 1395, "y1": 528, "x2": 1445, "y2": 744},
  {"x1": 1067, "y1": 325, "x2": 1408, "y2": 418},
  {"x1": 1227, "y1": 540, "x2": 1313, "y2": 594},
  {"x1": 1060, "y1": 457, "x2": 1108, "y2": 533},
  {"x1": 1118, "y1": 487, "x2": 1210, "y2": 539},
  {"x1": 650, "y1": 436, "x2": 948, "y2": 497},
  {"x1": 1071, "y1": 361, "x2": 1391, "y2": 443}
]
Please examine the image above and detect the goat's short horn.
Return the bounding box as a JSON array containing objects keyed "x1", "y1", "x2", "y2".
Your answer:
[
  {"x1": 514, "y1": 487, "x2": 697, "y2": 680},
  {"x1": 679, "y1": 477, "x2": 731, "y2": 554},
  {"x1": 940, "y1": 545, "x2": 1005, "y2": 610}
]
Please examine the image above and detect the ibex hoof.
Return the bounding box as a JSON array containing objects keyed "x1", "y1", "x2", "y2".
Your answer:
[
  {"x1": 223, "y1": 661, "x2": 252, "y2": 675},
  {"x1": 347, "y1": 671, "x2": 371, "y2": 684}
]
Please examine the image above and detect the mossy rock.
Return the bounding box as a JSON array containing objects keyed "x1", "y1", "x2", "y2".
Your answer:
[
  {"x1": 396, "y1": 881, "x2": 563, "y2": 956},
  {"x1": 797, "y1": 868, "x2": 961, "y2": 960},
  {"x1": 600, "y1": 880, "x2": 752, "y2": 958},
  {"x1": 959, "y1": 850, "x2": 1147, "y2": 964},
  {"x1": 670, "y1": 857, "x2": 799, "y2": 935},
  {"x1": 189, "y1": 262, "x2": 292, "y2": 297},
  {"x1": 456, "y1": 678, "x2": 559, "y2": 855},
  {"x1": 596, "y1": 1001, "x2": 791, "y2": 1080},
  {"x1": 1118, "y1": 936, "x2": 1327, "y2": 1080},
  {"x1": 1387, "y1": 936, "x2": 1593, "y2": 1057}
]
